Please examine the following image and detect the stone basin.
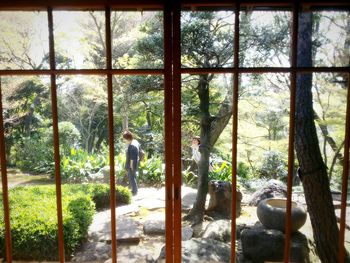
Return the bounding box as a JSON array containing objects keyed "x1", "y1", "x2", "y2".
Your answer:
[{"x1": 257, "y1": 198, "x2": 307, "y2": 233}]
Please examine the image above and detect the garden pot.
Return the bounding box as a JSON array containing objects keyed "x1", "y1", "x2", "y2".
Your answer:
[{"x1": 257, "y1": 198, "x2": 307, "y2": 233}]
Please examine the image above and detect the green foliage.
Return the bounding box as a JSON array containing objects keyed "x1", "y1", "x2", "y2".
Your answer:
[
  {"x1": 258, "y1": 151, "x2": 287, "y2": 181},
  {"x1": 10, "y1": 122, "x2": 81, "y2": 175},
  {"x1": 182, "y1": 167, "x2": 198, "y2": 187},
  {"x1": 115, "y1": 152, "x2": 126, "y2": 180},
  {"x1": 237, "y1": 162, "x2": 251, "y2": 180},
  {"x1": 209, "y1": 161, "x2": 251, "y2": 184},
  {"x1": 0, "y1": 185, "x2": 95, "y2": 261},
  {"x1": 46, "y1": 121, "x2": 81, "y2": 155},
  {"x1": 138, "y1": 155, "x2": 165, "y2": 186},
  {"x1": 209, "y1": 161, "x2": 232, "y2": 182},
  {"x1": 64, "y1": 183, "x2": 131, "y2": 209},
  {"x1": 0, "y1": 183, "x2": 131, "y2": 261},
  {"x1": 60, "y1": 146, "x2": 109, "y2": 183},
  {"x1": 10, "y1": 134, "x2": 54, "y2": 174}
]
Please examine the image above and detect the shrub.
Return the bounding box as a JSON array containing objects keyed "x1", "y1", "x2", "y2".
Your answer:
[
  {"x1": 0, "y1": 183, "x2": 131, "y2": 261},
  {"x1": 258, "y1": 150, "x2": 287, "y2": 181},
  {"x1": 208, "y1": 161, "x2": 252, "y2": 189},
  {"x1": 46, "y1": 121, "x2": 81, "y2": 155},
  {"x1": 182, "y1": 167, "x2": 198, "y2": 187},
  {"x1": 63, "y1": 184, "x2": 131, "y2": 210},
  {"x1": 10, "y1": 135, "x2": 54, "y2": 174},
  {"x1": 60, "y1": 147, "x2": 109, "y2": 183},
  {"x1": 138, "y1": 155, "x2": 165, "y2": 186},
  {"x1": 0, "y1": 185, "x2": 95, "y2": 261},
  {"x1": 10, "y1": 122, "x2": 81, "y2": 175}
]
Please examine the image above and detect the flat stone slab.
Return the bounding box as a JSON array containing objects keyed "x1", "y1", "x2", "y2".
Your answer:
[
  {"x1": 144, "y1": 219, "x2": 165, "y2": 235},
  {"x1": 117, "y1": 204, "x2": 140, "y2": 215},
  {"x1": 137, "y1": 198, "x2": 165, "y2": 210},
  {"x1": 157, "y1": 238, "x2": 231, "y2": 263},
  {"x1": 72, "y1": 242, "x2": 111, "y2": 262},
  {"x1": 89, "y1": 212, "x2": 142, "y2": 243}
]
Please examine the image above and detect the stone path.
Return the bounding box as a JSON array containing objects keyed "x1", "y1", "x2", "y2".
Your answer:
[
  {"x1": 72, "y1": 186, "x2": 198, "y2": 263},
  {"x1": 71, "y1": 187, "x2": 350, "y2": 263}
]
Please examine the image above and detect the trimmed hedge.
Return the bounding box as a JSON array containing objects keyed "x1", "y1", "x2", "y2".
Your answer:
[
  {"x1": 63, "y1": 184, "x2": 132, "y2": 210},
  {"x1": 0, "y1": 183, "x2": 131, "y2": 261}
]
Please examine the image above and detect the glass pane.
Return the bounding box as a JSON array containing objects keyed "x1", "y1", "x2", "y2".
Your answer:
[
  {"x1": 297, "y1": 11, "x2": 349, "y2": 68},
  {"x1": 54, "y1": 11, "x2": 106, "y2": 69},
  {"x1": 238, "y1": 73, "x2": 291, "y2": 262},
  {"x1": 1, "y1": 76, "x2": 57, "y2": 261},
  {"x1": 311, "y1": 11, "x2": 349, "y2": 67},
  {"x1": 294, "y1": 72, "x2": 349, "y2": 262},
  {"x1": 239, "y1": 10, "x2": 292, "y2": 67},
  {"x1": 113, "y1": 75, "x2": 165, "y2": 261},
  {"x1": 0, "y1": 12, "x2": 49, "y2": 70},
  {"x1": 181, "y1": 11, "x2": 235, "y2": 68},
  {"x1": 112, "y1": 11, "x2": 163, "y2": 69},
  {"x1": 0, "y1": 135, "x2": 4, "y2": 260},
  {"x1": 181, "y1": 73, "x2": 233, "y2": 261},
  {"x1": 57, "y1": 75, "x2": 110, "y2": 262}
]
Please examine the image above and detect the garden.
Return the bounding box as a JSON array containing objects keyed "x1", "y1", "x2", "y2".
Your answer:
[{"x1": 0, "y1": 8, "x2": 349, "y2": 263}]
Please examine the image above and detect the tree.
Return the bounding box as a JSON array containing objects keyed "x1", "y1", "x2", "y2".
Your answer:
[{"x1": 295, "y1": 12, "x2": 350, "y2": 262}]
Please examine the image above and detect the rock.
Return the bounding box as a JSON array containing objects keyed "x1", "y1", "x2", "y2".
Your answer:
[
  {"x1": 241, "y1": 225, "x2": 311, "y2": 263},
  {"x1": 144, "y1": 219, "x2": 165, "y2": 235},
  {"x1": 143, "y1": 219, "x2": 193, "y2": 241},
  {"x1": 202, "y1": 219, "x2": 231, "y2": 242},
  {"x1": 156, "y1": 238, "x2": 230, "y2": 263},
  {"x1": 116, "y1": 204, "x2": 140, "y2": 216},
  {"x1": 248, "y1": 179, "x2": 287, "y2": 206},
  {"x1": 89, "y1": 213, "x2": 142, "y2": 243},
  {"x1": 182, "y1": 225, "x2": 194, "y2": 241},
  {"x1": 206, "y1": 180, "x2": 242, "y2": 218},
  {"x1": 117, "y1": 216, "x2": 143, "y2": 243},
  {"x1": 138, "y1": 198, "x2": 165, "y2": 210},
  {"x1": 72, "y1": 242, "x2": 111, "y2": 262}
]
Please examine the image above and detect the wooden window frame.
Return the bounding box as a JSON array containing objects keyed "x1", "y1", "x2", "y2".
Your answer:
[{"x1": 0, "y1": 1, "x2": 349, "y2": 263}]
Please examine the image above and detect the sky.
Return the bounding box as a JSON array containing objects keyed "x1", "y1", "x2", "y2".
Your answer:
[{"x1": 0, "y1": 10, "x2": 348, "y2": 69}]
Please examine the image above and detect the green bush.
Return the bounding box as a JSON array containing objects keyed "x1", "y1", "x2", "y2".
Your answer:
[
  {"x1": 208, "y1": 161, "x2": 252, "y2": 188},
  {"x1": 10, "y1": 135, "x2": 54, "y2": 174},
  {"x1": 258, "y1": 150, "x2": 287, "y2": 181},
  {"x1": 0, "y1": 185, "x2": 95, "y2": 261},
  {"x1": 46, "y1": 121, "x2": 81, "y2": 155},
  {"x1": 0, "y1": 183, "x2": 131, "y2": 261},
  {"x1": 10, "y1": 122, "x2": 81, "y2": 175},
  {"x1": 138, "y1": 155, "x2": 165, "y2": 185},
  {"x1": 63, "y1": 184, "x2": 131, "y2": 210},
  {"x1": 60, "y1": 147, "x2": 109, "y2": 183}
]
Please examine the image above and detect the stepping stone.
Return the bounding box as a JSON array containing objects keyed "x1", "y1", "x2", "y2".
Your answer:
[
  {"x1": 117, "y1": 216, "x2": 142, "y2": 243},
  {"x1": 143, "y1": 216, "x2": 193, "y2": 241},
  {"x1": 89, "y1": 213, "x2": 142, "y2": 243},
  {"x1": 117, "y1": 204, "x2": 140, "y2": 215},
  {"x1": 136, "y1": 198, "x2": 165, "y2": 210},
  {"x1": 144, "y1": 219, "x2": 165, "y2": 235},
  {"x1": 72, "y1": 242, "x2": 111, "y2": 262},
  {"x1": 143, "y1": 212, "x2": 165, "y2": 235}
]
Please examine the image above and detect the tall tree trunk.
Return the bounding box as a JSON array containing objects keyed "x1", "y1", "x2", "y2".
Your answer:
[
  {"x1": 185, "y1": 72, "x2": 232, "y2": 222},
  {"x1": 185, "y1": 73, "x2": 233, "y2": 222},
  {"x1": 295, "y1": 12, "x2": 350, "y2": 263},
  {"x1": 186, "y1": 75, "x2": 211, "y2": 222}
]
